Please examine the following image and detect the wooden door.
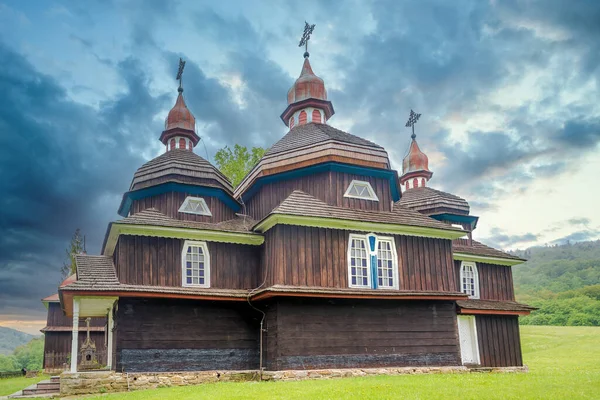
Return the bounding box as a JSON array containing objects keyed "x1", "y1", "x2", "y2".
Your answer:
[{"x1": 457, "y1": 315, "x2": 480, "y2": 365}]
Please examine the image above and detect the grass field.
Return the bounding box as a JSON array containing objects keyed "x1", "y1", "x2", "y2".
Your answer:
[
  {"x1": 0, "y1": 374, "x2": 48, "y2": 397},
  {"x1": 3, "y1": 326, "x2": 598, "y2": 399}
]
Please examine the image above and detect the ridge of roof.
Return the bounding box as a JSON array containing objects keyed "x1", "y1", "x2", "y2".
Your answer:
[
  {"x1": 265, "y1": 123, "x2": 384, "y2": 157},
  {"x1": 261, "y1": 190, "x2": 464, "y2": 234}
]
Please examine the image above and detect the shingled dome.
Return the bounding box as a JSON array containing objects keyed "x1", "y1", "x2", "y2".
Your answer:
[
  {"x1": 398, "y1": 187, "x2": 470, "y2": 215},
  {"x1": 129, "y1": 149, "x2": 233, "y2": 193},
  {"x1": 287, "y1": 57, "x2": 327, "y2": 104}
]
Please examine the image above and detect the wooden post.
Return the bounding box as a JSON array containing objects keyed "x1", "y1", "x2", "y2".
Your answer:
[
  {"x1": 70, "y1": 298, "x2": 80, "y2": 373},
  {"x1": 107, "y1": 305, "x2": 114, "y2": 369}
]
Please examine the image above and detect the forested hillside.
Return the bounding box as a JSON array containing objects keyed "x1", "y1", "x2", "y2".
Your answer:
[
  {"x1": 0, "y1": 327, "x2": 34, "y2": 355},
  {"x1": 511, "y1": 240, "x2": 600, "y2": 326}
]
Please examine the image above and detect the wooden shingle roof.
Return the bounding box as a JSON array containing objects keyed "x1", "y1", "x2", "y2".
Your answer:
[
  {"x1": 129, "y1": 149, "x2": 233, "y2": 192},
  {"x1": 398, "y1": 187, "x2": 470, "y2": 215},
  {"x1": 457, "y1": 299, "x2": 536, "y2": 313},
  {"x1": 265, "y1": 123, "x2": 383, "y2": 156},
  {"x1": 453, "y1": 239, "x2": 525, "y2": 262},
  {"x1": 259, "y1": 190, "x2": 465, "y2": 234},
  {"x1": 117, "y1": 208, "x2": 256, "y2": 234}
]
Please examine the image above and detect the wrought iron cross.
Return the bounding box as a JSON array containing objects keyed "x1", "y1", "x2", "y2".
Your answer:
[
  {"x1": 176, "y1": 57, "x2": 186, "y2": 90},
  {"x1": 298, "y1": 21, "x2": 316, "y2": 56},
  {"x1": 405, "y1": 109, "x2": 422, "y2": 139}
]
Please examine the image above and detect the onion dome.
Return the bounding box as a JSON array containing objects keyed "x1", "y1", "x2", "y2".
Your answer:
[
  {"x1": 400, "y1": 137, "x2": 433, "y2": 190},
  {"x1": 281, "y1": 54, "x2": 334, "y2": 128},
  {"x1": 159, "y1": 88, "x2": 200, "y2": 151}
]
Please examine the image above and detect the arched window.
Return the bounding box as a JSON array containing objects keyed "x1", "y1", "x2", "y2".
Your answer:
[
  {"x1": 188, "y1": 141, "x2": 193, "y2": 150},
  {"x1": 460, "y1": 262, "x2": 479, "y2": 298},
  {"x1": 289, "y1": 117, "x2": 295, "y2": 129},
  {"x1": 405, "y1": 181, "x2": 410, "y2": 190},
  {"x1": 413, "y1": 178, "x2": 419, "y2": 188},
  {"x1": 182, "y1": 241, "x2": 210, "y2": 287},
  {"x1": 170, "y1": 138, "x2": 176, "y2": 150},
  {"x1": 421, "y1": 178, "x2": 426, "y2": 187},
  {"x1": 299, "y1": 110, "x2": 307, "y2": 125},
  {"x1": 312, "y1": 109, "x2": 322, "y2": 123},
  {"x1": 348, "y1": 233, "x2": 398, "y2": 289},
  {"x1": 179, "y1": 138, "x2": 186, "y2": 149}
]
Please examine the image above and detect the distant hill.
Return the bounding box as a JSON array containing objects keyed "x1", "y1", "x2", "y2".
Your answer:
[
  {"x1": 0, "y1": 327, "x2": 35, "y2": 355},
  {"x1": 511, "y1": 240, "x2": 600, "y2": 326}
]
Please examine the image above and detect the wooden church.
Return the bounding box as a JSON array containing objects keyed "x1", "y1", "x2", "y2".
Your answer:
[{"x1": 56, "y1": 36, "x2": 534, "y2": 374}]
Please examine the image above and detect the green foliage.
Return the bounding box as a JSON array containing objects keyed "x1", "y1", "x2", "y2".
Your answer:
[
  {"x1": 68, "y1": 326, "x2": 600, "y2": 400},
  {"x1": 214, "y1": 144, "x2": 266, "y2": 188},
  {"x1": 0, "y1": 327, "x2": 34, "y2": 355},
  {"x1": 512, "y1": 240, "x2": 600, "y2": 326},
  {"x1": 11, "y1": 338, "x2": 43, "y2": 371},
  {"x1": 61, "y1": 228, "x2": 85, "y2": 279},
  {"x1": 0, "y1": 354, "x2": 16, "y2": 372}
]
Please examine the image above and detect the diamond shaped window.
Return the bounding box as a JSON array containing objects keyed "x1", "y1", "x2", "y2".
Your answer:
[
  {"x1": 343, "y1": 180, "x2": 379, "y2": 201},
  {"x1": 178, "y1": 196, "x2": 212, "y2": 216}
]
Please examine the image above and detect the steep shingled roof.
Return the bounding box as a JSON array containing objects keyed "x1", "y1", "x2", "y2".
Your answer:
[
  {"x1": 260, "y1": 190, "x2": 465, "y2": 233},
  {"x1": 117, "y1": 208, "x2": 257, "y2": 233},
  {"x1": 129, "y1": 149, "x2": 233, "y2": 192},
  {"x1": 265, "y1": 123, "x2": 384, "y2": 156},
  {"x1": 398, "y1": 186, "x2": 470, "y2": 215},
  {"x1": 453, "y1": 239, "x2": 526, "y2": 262}
]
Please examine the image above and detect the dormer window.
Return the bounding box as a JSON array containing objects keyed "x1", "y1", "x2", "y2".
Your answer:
[
  {"x1": 460, "y1": 261, "x2": 479, "y2": 299},
  {"x1": 179, "y1": 196, "x2": 212, "y2": 216},
  {"x1": 344, "y1": 180, "x2": 379, "y2": 201}
]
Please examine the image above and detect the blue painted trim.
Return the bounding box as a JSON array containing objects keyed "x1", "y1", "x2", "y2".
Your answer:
[
  {"x1": 118, "y1": 182, "x2": 240, "y2": 217},
  {"x1": 370, "y1": 255, "x2": 378, "y2": 289},
  {"x1": 242, "y1": 162, "x2": 400, "y2": 202},
  {"x1": 430, "y1": 213, "x2": 479, "y2": 229}
]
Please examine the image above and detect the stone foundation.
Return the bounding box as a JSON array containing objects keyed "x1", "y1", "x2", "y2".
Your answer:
[{"x1": 60, "y1": 366, "x2": 528, "y2": 396}]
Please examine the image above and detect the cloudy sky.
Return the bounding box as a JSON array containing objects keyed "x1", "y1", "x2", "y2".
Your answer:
[{"x1": 1, "y1": 0, "x2": 599, "y2": 334}]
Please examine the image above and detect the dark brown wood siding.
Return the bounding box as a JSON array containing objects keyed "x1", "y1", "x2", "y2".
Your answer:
[
  {"x1": 114, "y1": 236, "x2": 259, "y2": 289},
  {"x1": 43, "y1": 331, "x2": 106, "y2": 369},
  {"x1": 131, "y1": 192, "x2": 236, "y2": 223},
  {"x1": 454, "y1": 261, "x2": 515, "y2": 300},
  {"x1": 264, "y1": 298, "x2": 460, "y2": 370},
  {"x1": 114, "y1": 298, "x2": 260, "y2": 372},
  {"x1": 245, "y1": 171, "x2": 392, "y2": 221},
  {"x1": 476, "y1": 315, "x2": 523, "y2": 367},
  {"x1": 261, "y1": 225, "x2": 455, "y2": 291},
  {"x1": 45, "y1": 303, "x2": 106, "y2": 328}
]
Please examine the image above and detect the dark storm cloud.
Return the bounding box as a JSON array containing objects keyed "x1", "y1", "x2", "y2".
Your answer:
[{"x1": 0, "y1": 42, "x2": 169, "y2": 315}]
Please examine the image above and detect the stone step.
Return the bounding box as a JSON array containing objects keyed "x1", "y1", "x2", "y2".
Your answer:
[
  {"x1": 50, "y1": 376, "x2": 60, "y2": 383},
  {"x1": 37, "y1": 382, "x2": 60, "y2": 390},
  {"x1": 22, "y1": 387, "x2": 59, "y2": 395}
]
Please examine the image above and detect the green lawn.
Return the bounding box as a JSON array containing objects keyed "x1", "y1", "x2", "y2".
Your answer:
[
  {"x1": 0, "y1": 374, "x2": 49, "y2": 396},
  {"x1": 12, "y1": 326, "x2": 600, "y2": 399}
]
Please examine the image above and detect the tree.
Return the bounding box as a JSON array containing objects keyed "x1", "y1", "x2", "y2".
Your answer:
[
  {"x1": 214, "y1": 144, "x2": 266, "y2": 188},
  {"x1": 61, "y1": 229, "x2": 85, "y2": 279},
  {"x1": 12, "y1": 338, "x2": 43, "y2": 371}
]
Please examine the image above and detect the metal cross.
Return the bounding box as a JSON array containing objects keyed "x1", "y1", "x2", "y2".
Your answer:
[
  {"x1": 298, "y1": 21, "x2": 316, "y2": 56},
  {"x1": 405, "y1": 109, "x2": 422, "y2": 139},
  {"x1": 176, "y1": 57, "x2": 186, "y2": 90}
]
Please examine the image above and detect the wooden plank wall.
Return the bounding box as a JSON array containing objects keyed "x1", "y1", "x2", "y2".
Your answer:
[
  {"x1": 43, "y1": 332, "x2": 106, "y2": 368},
  {"x1": 454, "y1": 261, "x2": 515, "y2": 300},
  {"x1": 46, "y1": 303, "x2": 106, "y2": 328},
  {"x1": 264, "y1": 298, "x2": 460, "y2": 370},
  {"x1": 114, "y1": 236, "x2": 260, "y2": 289},
  {"x1": 244, "y1": 171, "x2": 392, "y2": 221},
  {"x1": 131, "y1": 192, "x2": 236, "y2": 223},
  {"x1": 476, "y1": 315, "x2": 523, "y2": 367},
  {"x1": 261, "y1": 225, "x2": 455, "y2": 291},
  {"x1": 114, "y1": 298, "x2": 260, "y2": 372}
]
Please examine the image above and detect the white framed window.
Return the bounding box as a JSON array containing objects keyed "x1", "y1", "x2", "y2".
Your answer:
[
  {"x1": 179, "y1": 196, "x2": 212, "y2": 216},
  {"x1": 460, "y1": 261, "x2": 479, "y2": 299},
  {"x1": 182, "y1": 241, "x2": 210, "y2": 287},
  {"x1": 347, "y1": 233, "x2": 398, "y2": 289},
  {"x1": 348, "y1": 235, "x2": 370, "y2": 288},
  {"x1": 344, "y1": 180, "x2": 379, "y2": 201}
]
